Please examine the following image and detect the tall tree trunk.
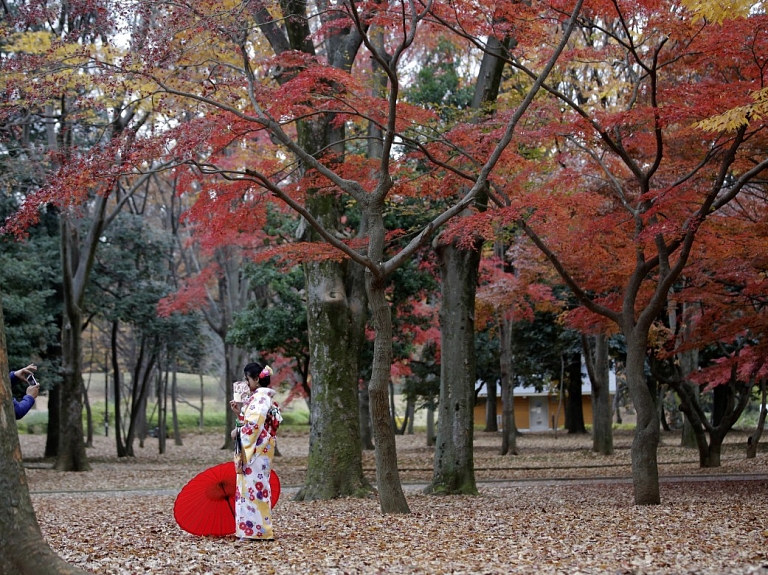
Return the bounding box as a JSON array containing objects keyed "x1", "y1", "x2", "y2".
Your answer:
[
  {"x1": 659, "y1": 385, "x2": 672, "y2": 432},
  {"x1": 198, "y1": 372, "x2": 205, "y2": 431},
  {"x1": 158, "y1": 368, "x2": 167, "y2": 454},
  {"x1": 172, "y1": 364, "x2": 183, "y2": 445},
  {"x1": 582, "y1": 334, "x2": 613, "y2": 455},
  {"x1": 426, "y1": 238, "x2": 481, "y2": 495},
  {"x1": 427, "y1": 32, "x2": 509, "y2": 494},
  {"x1": 566, "y1": 352, "x2": 587, "y2": 434},
  {"x1": 678, "y1": 355, "x2": 700, "y2": 448},
  {"x1": 123, "y1": 341, "x2": 156, "y2": 456},
  {"x1": 389, "y1": 380, "x2": 398, "y2": 433},
  {"x1": 367, "y1": 261, "x2": 409, "y2": 513},
  {"x1": 359, "y1": 380, "x2": 374, "y2": 450},
  {"x1": 426, "y1": 402, "x2": 436, "y2": 447},
  {"x1": 499, "y1": 315, "x2": 518, "y2": 455},
  {"x1": 296, "y1": 261, "x2": 371, "y2": 501},
  {"x1": 44, "y1": 305, "x2": 63, "y2": 458},
  {"x1": 485, "y1": 374, "x2": 498, "y2": 432},
  {"x1": 55, "y1": 190, "x2": 111, "y2": 471},
  {"x1": 0, "y1": 302, "x2": 90, "y2": 575},
  {"x1": 112, "y1": 321, "x2": 127, "y2": 457},
  {"x1": 712, "y1": 384, "x2": 731, "y2": 427},
  {"x1": 625, "y1": 332, "x2": 660, "y2": 505},
  {"x1": 44, "y1": 382, "x2": 59, "y2": 457},
  {"x1": 747, "y1": 379, "x2": 766, "y2": 459},
  {"x1": 405, "y1": 396, "x2": 416, "y2": 435},
  {"x1": 249, "y1": 0, "x2": 369, "y2": 502},
  {"x1": 670, "y1": 301, "x2": 699, "y2": 447},
  {"x1": 613, "y1": 382, "x2": 624, "y2": 425},
  {"x1": 55, "y1": 302, "x2": 90, "y2": 471},
  {"x1": 83, "y1": 381, "x2": 93, "y2": 447}
]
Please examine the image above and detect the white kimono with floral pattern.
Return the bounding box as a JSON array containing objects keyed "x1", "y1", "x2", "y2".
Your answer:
[{"x1": 234, "y1": 387, "x2": 280, "y2": 540}]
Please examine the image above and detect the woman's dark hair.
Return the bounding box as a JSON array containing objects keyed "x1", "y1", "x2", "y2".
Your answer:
[{"x1": 244, "y1": 362, "x2": 271, "y2": 387}]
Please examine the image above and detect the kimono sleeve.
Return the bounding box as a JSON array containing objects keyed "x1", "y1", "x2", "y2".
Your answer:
[{"x1": 238, "y1": 397, "x2": 269, "y2": 464}]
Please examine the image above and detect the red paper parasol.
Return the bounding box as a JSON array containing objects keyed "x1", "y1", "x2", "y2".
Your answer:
[{"x1": 174, "y1": 462, "x2": 281, "y2": 536}]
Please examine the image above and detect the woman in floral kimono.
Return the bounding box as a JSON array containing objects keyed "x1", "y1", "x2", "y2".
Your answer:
[{"x1": 229, "y1": 362, "x2": 282, "y2": 541}]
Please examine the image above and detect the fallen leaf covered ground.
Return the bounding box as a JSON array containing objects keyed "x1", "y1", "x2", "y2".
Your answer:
[{"x1": 19, "y1": 428, "x2": 768, "y2": 575}]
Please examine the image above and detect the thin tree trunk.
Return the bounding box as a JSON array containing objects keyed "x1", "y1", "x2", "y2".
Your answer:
[
  {"x1": 679, "y1": 369, "x2": 699, "y2": 448},
  {"x1": 426, "y1": 402, "x2": 436, "y2": 447},
  {"x1": 158, "y1": 368, "x2": 167, "y2": 454},
  {"x1": 712, "y1": 384, "x2": 731, "y2": 427},
  {"x1": 671, "y1": 302, "x2": 699, "y2": 447},
  {"x1": 389, "y1": 380, "x2": 398, "y2": 433},
  {"x1": 499, "y1": 315, "x2": 518, "y2": 455},
  {"x1": 55, "y1": 192, "x2": 111, "y2": 471},
  {"x1": 613, "y1": 382, "x2": 623, "y2": 425},
  {"x1": 198, "y1": 372, "x2": 205, "y2": 431},
  {"x1": 747, "y1": 379, "x2": 766, "y2": 459},
  {"x1": 566, "y1": 352, "x2": 587, "y2": 434},
  {"x1": 659, "y1": 385, "x2": 671, "y2": 432},
  {"x1": 172, "y1": 366, "x2": 183, "y2": 445},
  {"x1": 555, "y1": 355, "x2": 565, "y2": 433},
  {"x1": 366, "y1": 267, "x2": 409, "y2": 513},
  {"x1": 44, "y1": 382, "x2": 59, "y2": 457},
  {"x1": 396, "y1": 388, "x2": 411, "y2": 435},
  {"x1": 55, "y1": 301, "x2": 90, "y2": 471},
  {"x1": 112, "y1": 321, "x2": 127, "y2": 457},
  {"x1": 582, "y1": 334, "x2": 613, "y2": 455},
  {"x1": 83, "y1": 381, "x2": 93, "y2": 447},
  {"x1": 44, "y1": 308, "x2": 63, "y2": 457},
  {"x1": 406, "y1": 396, "x2": 415, "y2": 435},
  {"x1": 485, "y1": 374, "x2": 498, "y2": 432},
  {"x1": 125, "y1": 341, "x2": 156, "y2": 455},
  {"x1": 359, "y1": 380, "x2": 374, "y2": 450}
]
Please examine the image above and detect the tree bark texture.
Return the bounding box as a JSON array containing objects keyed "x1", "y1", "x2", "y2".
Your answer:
[
  {"x1": 55, "y1": 309, "x2": 90, "y2": 471},
  {"x1": 425, "y1": 33, "x2": 508, "y2": 493},
  {"x1": 624, "y1": 335, "x2": 661, "y2": 505},
  {"x1": 366, "y1": 267, "x2": 409, "y2": 513},
  {"x1": 55, "y1": 194, "x2": 110, "y2": 471},
  {"x1": 0, "y1": 301, "x2": 89, "y2": 575},
  {"x1": 296, "y1": 261, "x2": 371, "y2": 501},
  {"x1": 427, "y1": 239, "x2": 481, "y2": 495},
  {"x1": 582, "y1": 334, "x2": 613, "y2": 455},
  {"x1": 499, "y1": 315, "x2": 517, "y2": 455}
]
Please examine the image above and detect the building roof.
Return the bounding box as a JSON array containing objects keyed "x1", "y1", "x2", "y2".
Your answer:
[{"x1": 476, "y1": 368, "x2": 617, "y2": 397}]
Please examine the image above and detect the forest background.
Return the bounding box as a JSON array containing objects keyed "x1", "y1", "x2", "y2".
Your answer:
[{"x1": 1, "y1": 0, "x2": 768, "y2": 573}]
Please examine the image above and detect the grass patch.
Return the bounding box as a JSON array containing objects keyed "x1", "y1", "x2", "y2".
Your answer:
[
  {"x1": 17, "y1": 397, "x2": 310, "y2": 436},
  {"x1": 18, "y1": 411, "x2": 48, "y2": 435}
]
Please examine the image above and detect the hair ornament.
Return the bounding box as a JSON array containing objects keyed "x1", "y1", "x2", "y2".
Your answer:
[{"x1": 259, "y1": 365, "x2": 273, "y2": 379}]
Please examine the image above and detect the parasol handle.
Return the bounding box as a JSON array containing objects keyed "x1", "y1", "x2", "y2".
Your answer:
[{"x1": 220, "y1": 482, "x2": 236, "y2": 518}]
